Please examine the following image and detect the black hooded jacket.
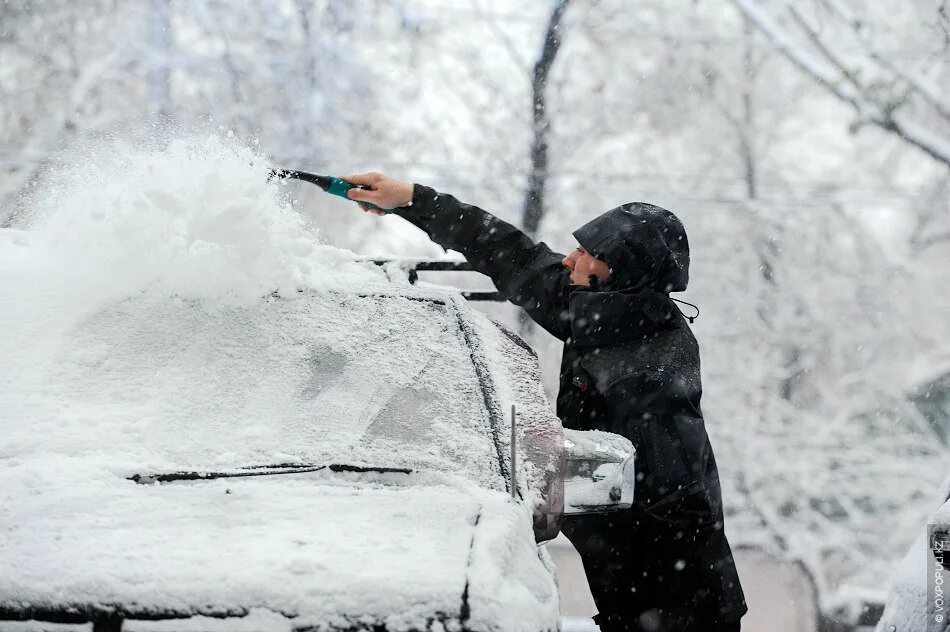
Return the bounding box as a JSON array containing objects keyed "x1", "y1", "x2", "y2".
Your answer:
[{"x1": 393, "y1": 185, "x2": 747, "y2": 624}]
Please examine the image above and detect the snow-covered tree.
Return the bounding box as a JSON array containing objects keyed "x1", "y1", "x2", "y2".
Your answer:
[{"x1": 733, "y1": 0, "x2": 950, "y2": 169}]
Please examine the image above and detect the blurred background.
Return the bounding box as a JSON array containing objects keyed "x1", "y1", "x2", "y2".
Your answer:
[{"x1": 2, "y1": 1, "x2": 948, "y2": 630}]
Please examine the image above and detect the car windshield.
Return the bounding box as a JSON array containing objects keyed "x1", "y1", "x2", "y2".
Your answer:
[{"x1": 40, "y1": 291, "x2": 503, "y2": 487}]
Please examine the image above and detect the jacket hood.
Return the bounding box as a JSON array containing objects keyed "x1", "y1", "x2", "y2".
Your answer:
[{"x1": 572, "y1": 203, "x2": 690, "y2": 293}]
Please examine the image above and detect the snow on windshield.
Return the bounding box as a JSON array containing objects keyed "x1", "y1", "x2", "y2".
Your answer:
[
  {"x1": 0, "y1": 133, "x2": 501, "y2": 486},
  {"x1": 20, "y1": 291, "x2": 500, "y2": 480}
]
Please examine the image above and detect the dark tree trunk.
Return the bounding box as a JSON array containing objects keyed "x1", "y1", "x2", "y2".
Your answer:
[
  {"x1": 519, "y1": 1, "x2": 572, "y2": 335},
  {"x1": 522, "y1": 0, "x2": 572, "y2": 238}
]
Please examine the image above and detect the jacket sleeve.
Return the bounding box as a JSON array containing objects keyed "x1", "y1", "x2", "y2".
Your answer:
[{"x1": 392, "y1": 184, "x2": 572, "y2": 340}]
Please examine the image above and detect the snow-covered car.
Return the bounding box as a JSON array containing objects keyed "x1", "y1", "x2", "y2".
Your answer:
[
  {"x1": 875, "y1": 476, "x2": 950, "y2": 632},
  {"x1": 0, "y1": 284, "x2": 635, "y2": 632}
]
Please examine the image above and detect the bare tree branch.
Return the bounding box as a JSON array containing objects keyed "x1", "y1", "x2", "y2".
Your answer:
[
  {"x1": 818, "y1": 0, "x2": 950, "y2": 122},
  {"x1": 785, "y1": 4, "x2": 869, "y2": 101},
  {"x1": 468, "y1": 0, "x2": 529, "y2": 75},
  {"x1": 918, "y1": 229, "x2": 950, "y2": 247},
  {"x1": 147, "y1": 0, "x2": 171, "y2": 122},
  {"x1": 734, "y1": 0, "x2": 950, "y2": 168}
]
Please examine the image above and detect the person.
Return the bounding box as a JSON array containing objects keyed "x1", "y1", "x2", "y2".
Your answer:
[{"x1": 343, "y1": 173, "x2": 748, "y2": 632}]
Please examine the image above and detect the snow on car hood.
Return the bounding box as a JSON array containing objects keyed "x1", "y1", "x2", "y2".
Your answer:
[{"x1": 0, "y1": 462, "x2": 556, "y2": 630}]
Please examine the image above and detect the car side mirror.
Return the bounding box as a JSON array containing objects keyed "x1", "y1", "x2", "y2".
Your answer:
[{"x1": 561, "y1": 428, "x2": 635, "y2": 515}]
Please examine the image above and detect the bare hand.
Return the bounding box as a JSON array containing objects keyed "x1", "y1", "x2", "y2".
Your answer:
[{"x1": 342, "y1": 172, "x2": 414, "y2": 216}]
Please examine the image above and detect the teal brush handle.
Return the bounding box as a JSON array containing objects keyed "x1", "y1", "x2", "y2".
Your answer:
[{"x1": 325, "y1": 177, "x2": 392, "y2": 213}]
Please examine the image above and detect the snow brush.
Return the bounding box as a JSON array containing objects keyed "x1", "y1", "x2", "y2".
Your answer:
[{"x1": 268, "y1": 168, "x2": 391, "y2": 213}]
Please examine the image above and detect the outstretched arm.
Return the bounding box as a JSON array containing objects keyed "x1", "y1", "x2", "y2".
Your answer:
[{"x1": 344, "y1": 173, "x2": 572, "y2": 340}]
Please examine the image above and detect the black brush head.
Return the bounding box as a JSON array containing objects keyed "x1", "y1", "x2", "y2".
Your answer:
[{"x1": 268, "y1": 168, "x2": 333, "y2": 191}]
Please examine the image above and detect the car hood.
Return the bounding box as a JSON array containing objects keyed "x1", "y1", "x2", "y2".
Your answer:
[{"x1": 0, "y1": 463, "x2": 558, "y2": 631}]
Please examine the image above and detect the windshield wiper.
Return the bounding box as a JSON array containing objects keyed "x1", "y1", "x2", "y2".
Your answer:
[{"x1": 129, "y1": 463, "x2": 412, "y2": 485}]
